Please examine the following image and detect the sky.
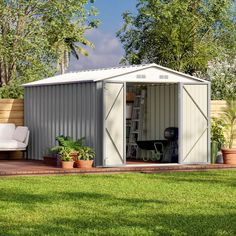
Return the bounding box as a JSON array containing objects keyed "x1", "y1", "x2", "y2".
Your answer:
[{"x1": 68, "y1": 0, "x2": 137, "y2": 71}]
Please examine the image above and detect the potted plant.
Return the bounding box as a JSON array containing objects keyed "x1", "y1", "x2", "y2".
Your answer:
[
  {"x1": 59, "y1": 147, "x2": 74, "y2": 169},
  {"x1": 211, "y1": 118, "x2": 225, "y2": 163},
  {"x1": 50, "y1": 135, "x2": 84, "y2": 166},
  {"x1": 220, "y1": 100, "x2": 236, "y2": 164},
  {"x1": 75, "y1": 146, "x2": 95, "y2": 168}
]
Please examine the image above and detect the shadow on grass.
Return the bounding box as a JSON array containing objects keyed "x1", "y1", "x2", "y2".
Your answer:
[
  {"x1": 0, "y1": 190, "x2": 111, "y2": 208},
  {"x1": 0, "y1": 193, "x2": 235, "y2": 235},
  {"x1": 144, "y1": 171, "x2": 236, "y2": 187},
  {"x1": 64, "y1": 191, "x2": 169, "y2": 206},
  {"x1": 1, "y1": 209, "x2": 235, "y2": 236},
  {"x1": 0, "y1": 188, "x2": 166, "y2": 209},
  {"x1": 0, "y1": 172, "x2": 235, "y2": 235},
  {"x1": 0, "y1": 190, "x2": 51, "y2": 205}
]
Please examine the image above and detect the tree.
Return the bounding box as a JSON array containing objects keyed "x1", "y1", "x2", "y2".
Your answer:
[
  {"x1": 196, "y1": 54, "x2": 236, "y2": 100},
  {"x1": 43, "y1": 1, "x2": 99, "y2": 74},
  {"x1": 0, "y1": 0, "x2": 98, "y2": 87},
  {"x1": 117, "y1": 0, "x2": 236, "y2": 75}
]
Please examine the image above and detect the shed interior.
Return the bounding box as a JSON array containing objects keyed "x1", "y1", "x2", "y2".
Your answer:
[{"x1": 126, "y1": 83, "x2": 179, "y2": 164}]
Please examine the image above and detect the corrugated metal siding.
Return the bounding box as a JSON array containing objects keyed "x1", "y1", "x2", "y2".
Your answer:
[
  {"x1": 24, "y1": 83, "x2": 99, "y2": 161},
  {"x1": 145, "y1": 84, "x2": 178, "y2": 140}
]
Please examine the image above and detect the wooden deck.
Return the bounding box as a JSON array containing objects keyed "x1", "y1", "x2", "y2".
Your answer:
[{"x1": 0, "y1": 160, "x2": 235, "y2": 176}]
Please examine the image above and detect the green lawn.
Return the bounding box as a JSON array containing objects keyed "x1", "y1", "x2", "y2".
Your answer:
[{"x1": 0, "y1": 171, "x2": 235, "y2": 236}]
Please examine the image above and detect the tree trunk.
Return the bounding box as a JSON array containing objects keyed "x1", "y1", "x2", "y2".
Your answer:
[{"x1": 60, "y1": 62, "x2": 65, "y2": 74}]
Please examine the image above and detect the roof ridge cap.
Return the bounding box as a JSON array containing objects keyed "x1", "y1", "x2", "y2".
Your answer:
[{"x1": 71, "y1": 63, "x2": 153, "y2": 73}]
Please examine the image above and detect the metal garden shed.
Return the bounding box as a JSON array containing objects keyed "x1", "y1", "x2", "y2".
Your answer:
[{"x1": 23, "y1": 63, "x2": 210, "y2": 167}]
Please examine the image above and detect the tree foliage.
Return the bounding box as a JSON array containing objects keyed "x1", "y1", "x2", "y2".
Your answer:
[
  {"x1": 117, "y1": 0, "x2": 236, "y2": 75},
  {"x1": 197, "y1": 54, "x2": 236, "y2": 100},
  {"x1": 0, "y1": 79, "x2": 24, "y2": 98},
  {"x1": 0, "y1": 0, "x2": 98, "y2": 96}
]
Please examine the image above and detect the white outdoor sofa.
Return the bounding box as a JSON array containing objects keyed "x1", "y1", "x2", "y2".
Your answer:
[{"x1": 0, "y1": 123, "x2": 29, "y2": 158}]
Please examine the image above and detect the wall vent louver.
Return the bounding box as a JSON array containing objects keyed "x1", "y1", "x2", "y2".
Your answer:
[
  {"x1": 159, "y1": 75, "x2": 168, "y2": 80},
  {"x1": 136, "y1": 74, "x2": 146, "y2": 79}
]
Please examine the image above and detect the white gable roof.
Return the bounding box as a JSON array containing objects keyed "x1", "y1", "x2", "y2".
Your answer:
[{"x1": 23, "y1": 63, "x2": 207, "y2": 87}]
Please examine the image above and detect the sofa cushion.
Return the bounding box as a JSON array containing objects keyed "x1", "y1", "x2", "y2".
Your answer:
[
  {"x1": 0, "y1": 123, "x2": 16, "y2": 139},
  {"x1": 0, "y1": 140, "x2": 27, "y2": 150},
  {"x1": 12, "y1": 126, "x2": 28, "y2": 143}
]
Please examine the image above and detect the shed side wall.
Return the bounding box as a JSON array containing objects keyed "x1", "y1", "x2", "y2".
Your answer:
[{"x1": 24, "y1": 83, "x2": 97, "y2": 160}]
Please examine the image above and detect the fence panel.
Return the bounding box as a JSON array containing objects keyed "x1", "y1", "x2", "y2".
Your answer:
[
  {"x1": 211, "y1": 100, "x2": 236, "y2": 148},
  {"x1": 211, "y1": 100, "x2": 227, "y2": 118},
  {"x1": 0, "y1": 99, "x2": 24, "y2": 159}
]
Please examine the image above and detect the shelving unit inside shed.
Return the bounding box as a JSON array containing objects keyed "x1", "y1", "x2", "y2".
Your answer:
[
  {"x1": 125, "y1": 83, "x2": 179, "y2": 164},
  {"x1": 126, "y1": 88, "x2": 146, "y2": 160}
]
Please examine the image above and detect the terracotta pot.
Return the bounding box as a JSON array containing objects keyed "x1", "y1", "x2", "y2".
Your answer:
[
  {"x1": 221, "y1": 148, "x2": 236, "y2": 164},
  {"x1": 76, "y1": 160, "x2": 93, "y2": 168},
  {"x1": 70, "y1": 152, "x2": 78, "y2": 161},
  {"x1": 70, "y1": 152, "x2": 78, "y2": 167},
  {"x1": 61, "y1": 161, "x2": 74, "y2": 169}
]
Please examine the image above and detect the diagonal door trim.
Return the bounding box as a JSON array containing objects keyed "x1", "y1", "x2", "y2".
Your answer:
[
  {"x1": 105, "y1": 128, "x2": 123, "y2": 163},
  {"x1": 183, "y1": 86, "x2": 208, "y2": 121},
  {"x1": 182, "y1": 127, "x2": 208, "y2": 162},
  {"x1": 105, "y1": 84, "x2": 124, "y2": 121}
]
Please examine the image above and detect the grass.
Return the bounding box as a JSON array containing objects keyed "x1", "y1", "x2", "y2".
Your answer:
[{"x1": 0, "y1": 171, "x2": 235, "y2": 236}]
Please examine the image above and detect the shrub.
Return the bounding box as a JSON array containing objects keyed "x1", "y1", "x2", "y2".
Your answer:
[{"x1": 211, "y1": 118, "x2": 225, "y2": 149}]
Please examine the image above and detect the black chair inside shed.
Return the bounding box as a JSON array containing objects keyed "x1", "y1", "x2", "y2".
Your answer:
[{"x1": 136, "y1": 127, "x2": 178, "y2": 163}]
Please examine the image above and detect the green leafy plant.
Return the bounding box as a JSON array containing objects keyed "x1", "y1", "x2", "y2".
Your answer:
[
  {"x1": 78, "y1": 146, "x2": 95, "y2": 161},
  {"x1": 56, "y1": 135, "x2": 84, "y2": 151},
  {"x1": 198, "y1": 55, "x2": 236, "y2": 100},
  {"x1": 219, "y1": 100, "x2": 236, "y2": 149},
  {"x1": 0, "y1": 0, "x2": 99, "y2": 97},
  {"x1": 50, "y1": 135, "x2": 84, "y2": 154},
  {"x1": 0, "y1": 79, "x2": 24, "y2": 99},
  {"x1": 59, "y1": 147, "x2": 73, "y2": 162},
  {"x1": 211, "y1": 118, "x2": 225, "y2": 149},
  {"x1": 117, "y1": 0, "x2": 236, "y2": 74}
]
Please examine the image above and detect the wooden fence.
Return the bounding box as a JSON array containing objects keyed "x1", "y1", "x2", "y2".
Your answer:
[
  {"x1": 0, "y1": 99, "x2": 24, "y2": 159},
  {"x1": 211, "y1": 100, "x2": 236, "y2": 148},
  {"x1": 211, "y1": 100, "x2": 227, "y2": 118},
  {"x1": 0, "y1": 99, "x2": 24, "y2": 126}
]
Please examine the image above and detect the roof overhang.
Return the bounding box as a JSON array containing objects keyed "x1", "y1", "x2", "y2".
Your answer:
[{"x1": 23, "y1": 63, "x2": 209, "y2": 87}]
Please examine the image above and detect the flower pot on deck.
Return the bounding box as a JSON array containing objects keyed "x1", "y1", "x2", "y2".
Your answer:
[
  {"x1": 70, "y1": 152, "x2": 78, "y2": 167},
  {"x1": 221, "y1": 148, "x2": 236, "y2": 165},
  {"x1": 61, "y1": 161, "x2": 74, "y2": 169},
  {"x1": 75, "y1": 160, "x2": 93, "y2": 169}
]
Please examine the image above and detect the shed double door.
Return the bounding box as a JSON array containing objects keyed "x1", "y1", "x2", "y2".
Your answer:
[
  {"x1": 103, "y1": 82, "x2": 125, "y2": 166},
  {"x1": 179, "y1": 83, "x2": 210, "y2": 164}
]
